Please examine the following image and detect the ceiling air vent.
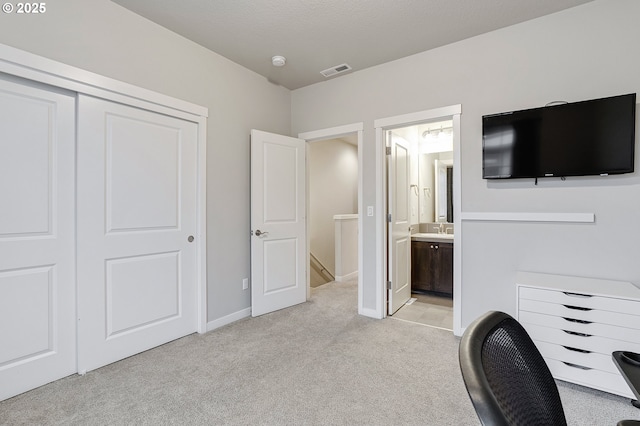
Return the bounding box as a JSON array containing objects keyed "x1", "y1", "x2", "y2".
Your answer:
[{"x1": 320, "y1": 63, "x2": 352, "y2": 78}]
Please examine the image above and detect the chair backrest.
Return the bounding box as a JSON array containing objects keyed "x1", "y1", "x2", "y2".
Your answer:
[{"x1": 459, "y1": 311, "x2": 567, "y2": 426}]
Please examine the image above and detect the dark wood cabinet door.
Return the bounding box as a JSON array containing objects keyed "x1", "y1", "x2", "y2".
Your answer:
[
  {"x1": 411, "y1": 241, "x2": 435, "y2": 292},
  {"x1": 411, "y1": 240, "x2": 453, "y2": 296},
  {"x1": 433, "y1": 242, "x2": 453, "y2": 295}
]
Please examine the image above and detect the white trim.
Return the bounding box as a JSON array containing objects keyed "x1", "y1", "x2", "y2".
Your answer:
[
  {"x1": 451, "y1": 113, "x2": 463, "y2": 336},
  {"x1": 359, "y1": 307, "x2": 381, "y2": 319},
  {"x1": 196, "y1": 117, "x2": 208, "y2": 333},
  {"x1": 298, "y1": 122, "x2": 364, "y2": 142},
  {"x1": 374, "y1": 105, "x2": 463, "y2": 330},
  {"x1": 460, "y1": 212, "x2": 595, "y2": 223},
  {"x1": 206, "y1": 308, "x2": 251, "y2": 332},
  {"x1": 374, "y1": 127, "x2": 386, "y2": 319},
  {"x1": 335, "y1": 271, "x2": 359, "y2": 282},
  {"x1": 356, "y1": 129, "x2": 366, "y2": 318},
  {"x1": 0, "y1": 43, "x2": 208, "y2": 120},
  {"x1": 373, "y1": 105, "x2": 462, "y2": 129},
  {"x1": 0, "y1": 43, "x2": 209, "y2": 336},
  {"x1": 333, "y1": 214, "x2": 358, "y2": 220},
  {"x1": 298, "y1": 124, "x2": 365, "y2": 317},
  {"x1": 305, "y1": 141, "x2": 311, "y2": 301}
]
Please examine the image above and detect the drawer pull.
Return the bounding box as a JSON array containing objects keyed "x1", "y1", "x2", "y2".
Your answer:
[
  {"x1": 562, "y1": 317, "x2": 593, "y2": 325},
  {"x1": 562, "y1": 361, "x2": 592, "y2": 370},
  {"x1": 563, "y1": 330, "x2": 592, "y2": 337},
  {"x1": 563, "y1": 304, "x2": 592, "y2": 311},
  {"x1": 563, "y1": 346, "x2": 591, "y2": 354},
  {"x1": 563, "y1": 291, "x2": 592, "y2": 298}
]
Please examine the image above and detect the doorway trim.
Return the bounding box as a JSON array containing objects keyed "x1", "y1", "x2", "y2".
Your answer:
[
  {"x1": 298, "y1": 123, "x2": 364, "y2": 313},
  {"x1": 374, "y1": 105, "x2": 462, "y2": 335}
]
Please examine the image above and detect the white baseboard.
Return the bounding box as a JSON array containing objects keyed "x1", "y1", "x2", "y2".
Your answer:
[
  {"x1": 335, "y1": 271, "x2": 358, "y2": 282},
  {"x1": 359, "y1": 306, "x2": 383, "y2": 319},
  {"x1": 206, "y1": 307, "x2": 251, "y2": 332}
]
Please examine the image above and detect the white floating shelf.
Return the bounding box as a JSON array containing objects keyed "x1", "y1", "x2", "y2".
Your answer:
[{"x1": 460, "y1": 212, "x2": 595, "y2": 223}]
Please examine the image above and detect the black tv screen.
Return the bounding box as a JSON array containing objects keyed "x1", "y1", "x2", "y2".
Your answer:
[{"x1": 482, "y1": 93, "x2": 636, "y2": 179}]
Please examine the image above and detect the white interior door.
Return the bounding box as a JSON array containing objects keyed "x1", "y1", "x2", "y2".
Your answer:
[
  {"x1": 0, "y1": 76, "x2": 76, "y2": 400},
  {"x1": 77, "y1": 95, "x2": 198, "y2": 373},
  {"x1": 388, "y1": 132, "x2": 411, "y2": 315},
  {"x1": 250, "y1": 129, "x2": 306, "y2": 317}
]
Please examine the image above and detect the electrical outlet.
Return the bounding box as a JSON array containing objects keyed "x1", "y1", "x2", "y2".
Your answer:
[
  {"x1": 242, "y1": 278, "x2": 249, "y2": 290},
  {"x1": 367, "y1": 206, "x2": 374, "y2": 216}
]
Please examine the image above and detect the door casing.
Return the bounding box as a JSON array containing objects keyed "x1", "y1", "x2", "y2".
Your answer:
[
  {"x1": 374, "y1": 105, "x2": 462, "y2": 335},
  {"x1": 298, "y1": 123, "x2": 364, "y2": 312}
]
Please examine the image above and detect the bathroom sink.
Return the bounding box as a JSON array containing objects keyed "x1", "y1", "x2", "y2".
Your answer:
[{"x1": 411, "y1": 233, "x2": 454, "y2": 243}]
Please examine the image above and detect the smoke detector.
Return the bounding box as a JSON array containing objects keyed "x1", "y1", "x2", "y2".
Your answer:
[
  {"x1": 272, "y1": 55, "x2": 286, "y2": 67},
  {"x1": 320, "y1": 63, "x2": 352, "y2": 78}
]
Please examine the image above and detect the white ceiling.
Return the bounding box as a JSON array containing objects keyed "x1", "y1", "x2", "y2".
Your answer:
[{"x1": 111, "y1": 0, "x2": 594, "y2": 90}]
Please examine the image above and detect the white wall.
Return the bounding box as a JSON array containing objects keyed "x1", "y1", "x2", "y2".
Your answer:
[
  {"x1": 0, "y1": 0, "x2": 291, "y2": 323},
  {"x1": 309, "y1": 139, "x2": 358, "y2": 275},
  {"x1": 292, "y1": 0, "x2": 640, "y2": 326},
  {"x1": 334, "y1": 215, "x2": 359, "y2": 281}
]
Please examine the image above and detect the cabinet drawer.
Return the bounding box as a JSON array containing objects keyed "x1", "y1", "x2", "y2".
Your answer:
[
  {"x1": 519, "y1": 299, "x2": 640, "y2": 331},
  {"x1": 524, "y1": 323, "x2": 640, "y2": 356},
  {"x1": 519, "y1": 310, "x2": 640, "y2": 343},
  {"x1": 545, "y1": 358, "x2": 634, "y2": 399},
  {"x1": 534, "y1": 340, "x2": 618, "y2": 374},
  {"x1": 519, "y1": 286, "x2": 640, "y2": 316}
]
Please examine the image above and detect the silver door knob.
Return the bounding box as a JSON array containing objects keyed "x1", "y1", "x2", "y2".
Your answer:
[
  {"x1": 188, "y1": 235, "x2": 194, "y2": 242},
  {"x1": 255, "y1": 229, "x2": 269, "y2": 237}
]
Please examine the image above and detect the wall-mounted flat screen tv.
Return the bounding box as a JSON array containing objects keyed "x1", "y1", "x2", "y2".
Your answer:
[{"x1": 482, "y1": 93, "x2": 636, "y2": 179}]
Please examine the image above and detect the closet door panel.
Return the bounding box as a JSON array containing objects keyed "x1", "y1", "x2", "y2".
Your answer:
[
  {"x1": 0, "y1": 77, "x2": 76, "y2": 401},
  {"x1": 77, "y1": 95, "x2": 198, "y2": 373}
]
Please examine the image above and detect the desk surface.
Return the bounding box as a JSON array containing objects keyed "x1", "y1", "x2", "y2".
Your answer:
[{"x1": 613, "y1": 351, "x2": 640, "y2": 409}]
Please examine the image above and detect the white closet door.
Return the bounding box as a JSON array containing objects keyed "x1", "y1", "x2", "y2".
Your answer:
[
  {"x1": 77, "y1": 95, "x2": 198, "y2": 373},
  {"x1": 0, "y1": 77, "x2": 76, "y2": 401}
]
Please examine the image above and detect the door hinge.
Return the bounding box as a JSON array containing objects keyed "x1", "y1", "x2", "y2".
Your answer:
[
  {"x1": 387, "y1": 281, "x2": 392, "y2": 290},
  {"x1": 386, "y1": 146, "x2": 391, "y2": 155},
  {"x1": 387, "y1": 213, "x2": 392, "y2": 223}
]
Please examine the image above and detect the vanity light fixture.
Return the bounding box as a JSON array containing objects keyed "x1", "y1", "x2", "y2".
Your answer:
[
  {"x1": 422, "y1": 126, "x2": 453, "y2": 140},
  {"x1": 421, "y1": 126, "x2": 454, "y2": 154}
]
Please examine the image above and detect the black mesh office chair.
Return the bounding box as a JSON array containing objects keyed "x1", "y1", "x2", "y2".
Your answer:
[{"x1": 459, "y1": 311, "x2": 640, "y2": 426}]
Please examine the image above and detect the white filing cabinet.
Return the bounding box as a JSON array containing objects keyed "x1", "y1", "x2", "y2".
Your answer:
[{"x1": 516, "y1": 272, "x2": 640, "y2": 398}]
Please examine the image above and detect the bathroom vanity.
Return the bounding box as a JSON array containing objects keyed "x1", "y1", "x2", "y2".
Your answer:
[{"x1": 411, "y1": 233, "x2": 453, "y2": 296}]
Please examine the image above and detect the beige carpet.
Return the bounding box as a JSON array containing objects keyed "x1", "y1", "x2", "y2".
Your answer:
[{"x1": 1, "y1": 280, "x2": 638, "y2": 425}]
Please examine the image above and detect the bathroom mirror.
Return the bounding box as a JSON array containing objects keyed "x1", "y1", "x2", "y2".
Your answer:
[
  {"x1": 418, "y1": 120, "x2": 454, "y2": 224},
  {"x1": 434, "y1": 159, "x2": 453, "y2": 223}
]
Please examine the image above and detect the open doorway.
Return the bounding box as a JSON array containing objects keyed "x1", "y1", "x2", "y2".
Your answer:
[
  {"x1": 308, "y1": 135, "x2": 358, "y2": 288},
  {"x1": 298, "y1": 123, "x2": 364, "y2": 312},
  {"x1": 374, "y1": 105, "x2": 462, "y2": 334},
  {"x1": 387, "y1": 121, "x2": 455, "y2": 330}
]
